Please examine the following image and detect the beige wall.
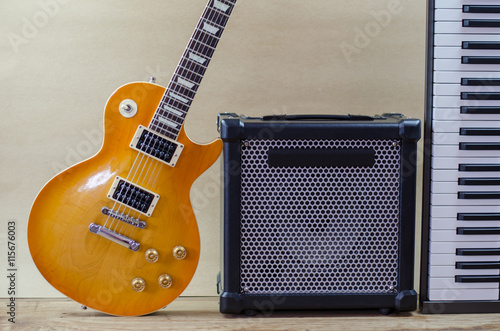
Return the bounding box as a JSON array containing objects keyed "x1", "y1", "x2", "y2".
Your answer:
[{"x1": 1, "y1": 0, "x2": 426, "y2": 298}]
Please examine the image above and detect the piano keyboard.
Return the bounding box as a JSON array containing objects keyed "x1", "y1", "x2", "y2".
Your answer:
[{"x1": 421, "y1": 0, "x2": 500, "y2": 313}]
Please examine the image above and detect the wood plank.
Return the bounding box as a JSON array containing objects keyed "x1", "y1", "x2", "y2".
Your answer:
[{"x1": 3, "y1": 297, "x2": 500, "y2": 330}]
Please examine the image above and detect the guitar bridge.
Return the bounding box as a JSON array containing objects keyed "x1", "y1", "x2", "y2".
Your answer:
[
  {"x1": 89, "y1": 223, "x2": 140, "y2": 251},
  {"x1": 101, "y1": 207, "x2": 146, "y2": 229},
  {"x1": 107, "y1": 177, "x2": 160, "y2": 217},
  {"x1": 130, "y1": 125, "x2": 183, "y2": 167}
]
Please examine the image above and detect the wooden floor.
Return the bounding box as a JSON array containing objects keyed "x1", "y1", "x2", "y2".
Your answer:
[{"x1": 4, "y1": 297, "x2": 500, "y2": 330}]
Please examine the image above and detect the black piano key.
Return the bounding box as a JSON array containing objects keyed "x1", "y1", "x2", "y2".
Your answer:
[
  {"x1": 460, "y1": 143, "x2": 500, "y2": 150},
  {"x1": 463, "y1": 5, "x2": 500, "y2": 13},
  {"x1": 457, "y1": 227, "x2": 500, "y2": 235},
  {"x1": 457, "y1": 248, "x2": 500, "y2": 255},
  {"x1": 463, "y1": 19, "x2": 500, "y2": 28},
  {"x1": 461, "y1": 92, "x2": 500, "y2": 100},
  {"x1": 462, "y1": 42, "x2": 500, "y2": 50},
  {"x1": 458, "y1": 178, "x2": 500, "y2": 185},
  {"x1": 456, "y1": 261, "x2": 500, "y2": 269},
  {"x1": 461, "y1": 106, "x2": 500, "y2": 114},
  {"x1": 459, "y1": 164, "x2": 500, "y2": 172},
  {"x1": 458, "y1": 213, "x2": 500, "y2": 221},
  {"x1": 460, "y1": 128, "x2": 500, "y2": 136},
  {"x1": 455, "y1": 275, "x2": 500, "y2": 283},
  {"x1": 462, "y1": 57, "x2": 500, "y2": 65},
  {"x1": 458, "y1": 191, "x2": 500, "y2": 199},
  {"x1": 462, "y1": 78, "x2": 500, "y2": 85}
]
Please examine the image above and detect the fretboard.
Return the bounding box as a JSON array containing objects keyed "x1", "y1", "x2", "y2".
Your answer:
[{"x1": 149, "y1": 0, "x2": 237, "y2": 140}]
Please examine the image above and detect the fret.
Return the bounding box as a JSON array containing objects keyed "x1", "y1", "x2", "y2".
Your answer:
[
  {"x1": 153, "y1": 111, "x2": 184, "y2": 129},
  {"x1": 175, "y1": 66, "x2": 204, "y2": 86},
  {"x1": 187, "y1": 50, "x2": 210, "y2": 66},
  {"x1": 158, "y1": 100, "x2": 187, "y2": 119},
  {"x1": 160, "y1": 97, "x2": 190, "y2": 115},
  {"x1": 159, "y1": 102, "x2": 186, "y2": 118},
  {"x1": 201, "y1": 16, "x2": 226, "y2": 31},
  {"x1": 168, "y1": 91, "x2": 192, "y2": 105},
  {"x1": 156, "y1": 114, "x2": 182, "y2": 128},
  {"x1": 193, "y1": 28, "x2": 221, "y2": 49},
  {"x1": 201, "y1": 23, "x2": 220, "y2": 37},
  {"x1": 189, "y1": 39, "x2": 216, "y2": 59},
  {"x1": 148, "y1": 0, "x2": 237, "y2": 141},
  {"x1": 191, "y1": 33, "x2": 217, "y2": 51},
  {"x1": 212, "y1": 0, "x2": 235, "y2": 15},
  {"x1": 149, "y1": 122, "x2": 179, "y2": 140},
  {"x1": 209, "y1": 5, "x2": 230, "y2": 18},
  {"x1": 179, "y1": 56, "x2": 207, "y2": 76},
  {"x1": 176, "y1": 76, "x2": 197, "y2": 90},
  {"x1": 169, "y1": 81, "x2": 197, "y2": 101}
]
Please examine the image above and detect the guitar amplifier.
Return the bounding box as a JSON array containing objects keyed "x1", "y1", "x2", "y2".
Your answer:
[{"x1": 216, "y1": 113, "x2": 421, "y2": 314}]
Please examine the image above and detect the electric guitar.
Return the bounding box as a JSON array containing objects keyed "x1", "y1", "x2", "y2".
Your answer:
[{"x1": 27, "y1": 0, "x2": 236, "y2": 316}]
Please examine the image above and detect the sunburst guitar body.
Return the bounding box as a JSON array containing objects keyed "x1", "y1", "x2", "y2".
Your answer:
[
  {"x1": 27, "y1": 0, "x2": 237, "y2": 316},
  {"x1": 28, "y1": 82, "x2": 221, "y2": 316}
]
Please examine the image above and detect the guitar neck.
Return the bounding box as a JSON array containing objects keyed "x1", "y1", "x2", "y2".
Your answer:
[{"x1": 149, "y1": 0, "x2": 237, "y2": 140}]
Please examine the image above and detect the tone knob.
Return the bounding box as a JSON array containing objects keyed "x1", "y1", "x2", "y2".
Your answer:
[
  {"x1": 131, "y1": 278, "x2": 145, "y2": 292},
  {"x1": 145, "y1": 248, "x2": 159, "y2": 263},
  {"x1": 173, "y1": 245, "x2": 187, "y2": 260},
  {"x1": 158, "y1": 274, "x2": 172, "y2": 288}
]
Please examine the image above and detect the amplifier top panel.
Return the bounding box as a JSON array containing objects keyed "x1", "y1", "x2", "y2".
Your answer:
[{"x1": 217, "y1": 113, "x2": 421, "y2": 142}]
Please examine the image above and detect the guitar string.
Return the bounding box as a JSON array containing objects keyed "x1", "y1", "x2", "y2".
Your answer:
[{"x1": 102, "y1": 1, "x2": 231, "y2": 241}]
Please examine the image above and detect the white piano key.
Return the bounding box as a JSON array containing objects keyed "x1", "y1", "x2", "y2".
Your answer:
[
  {"x1": 433, "y1": 144, "x2": 500, "y2": 157},
  {"x1": 429, "y1": 277, "x2": 500, "y2": 289},
  {"x1": 434, "y1": 96, "x2": 500, "y2": 108},
  {"x1": 430, "y1": 229, "x2": 500, "y2": 242},
  {"x1": 430, "y1": 253, "x2": 500, "y2": 265},
  {"x1": 434, "y1": 58, "x2": 500, "y2": 72},
  {"x1": 433, "y1": 120, "x2": 500, "y2": 132},
  {"x1": 432, "y1": 170, "x2": 500, "y2": 181},
  {"x1": 435, "y1": 9, "x2": 500, "y2": 21},
  {"x1": 435, "y1": 34, "x2": 500, "y2": 48},
  {"x1": 430, "y1": 240, "x2": 500, "y2": 253},
  {"x1": 430, "y1": 252, "x2": 500, "y2": 263},
  {"x1": 430, "y1": 217, "x2": 500, "y2": 230},
  {"x1": 435, "y1": 0, "x2": 500, "y2": 9},
  {"x1": 429, "y1": 288, "x2": 499, "y2": 301},
  {"x1": 435, "y1": 71, "x2": 500, "y2": 84},
  {"x1": 432, "y1": 193, "x2": 500, "y2": 206},
  {"x1": 435, "y1": 22, "x2": 500, "y2": 34},
  {"x1": 433, "y1": 132, "x2": 500, "y2": 144},
  {"x1": 432, "y1": 156, "x2": 500, "y2": 169},
  {"x1": 433, "y1": 108, "x2": 500, "y2": 121},
  {"x1": 432, "y1": 205, "x2": 500, "y2": 218},
  {"x1": 432, "y1": 182, "x2": 500, "y2": 194},
  {"x1": 430, "y1": 265, "x2": 497, "y2": 277},
  {"x1": 434, "y1": 84, "x2": 500, "y2": 96}
]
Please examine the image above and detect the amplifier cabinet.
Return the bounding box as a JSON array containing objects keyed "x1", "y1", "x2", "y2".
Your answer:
[{"x1": 217, "y1": 113, "x2": 421, "y2": 314}]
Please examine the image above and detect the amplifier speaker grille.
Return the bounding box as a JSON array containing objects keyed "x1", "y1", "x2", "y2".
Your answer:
[{"x1": 239, "y1": 138, "x2": 401, "y2": 295}]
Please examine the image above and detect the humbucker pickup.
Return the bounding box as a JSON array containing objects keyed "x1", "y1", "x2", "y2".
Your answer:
[
  {"x1": 107, "y1": 177, "x2": 160, "y2": 217},
  {"x1": 130, "y1": 125, "x2": 184, "y2": 167}
]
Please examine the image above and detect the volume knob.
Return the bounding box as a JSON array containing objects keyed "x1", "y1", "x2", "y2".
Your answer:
[
  {"x1": 173, "y1": 245, "x2": 187, "y2": 260},
  {"x1": 145, "y1": 248, "x2": 159, "y2": 263},
  {"x1": 158, "y1": 274, "x2": 172, "y2": 289},
  {"x1": 131, "y1": 278, "x2": 146, "y2": 292}
]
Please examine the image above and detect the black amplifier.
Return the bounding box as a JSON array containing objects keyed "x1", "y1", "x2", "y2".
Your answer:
[{"x1": 217, "y1": 113, "x2": 421, "y2": 314}]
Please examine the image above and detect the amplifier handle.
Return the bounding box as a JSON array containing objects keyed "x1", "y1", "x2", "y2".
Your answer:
[{"x1": 261, "y1": 114, "x2": 379, "y2": 121}]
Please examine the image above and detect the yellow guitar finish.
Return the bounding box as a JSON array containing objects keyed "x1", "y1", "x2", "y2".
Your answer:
[{"x1": 27, "y1": 82, "x2": 222, "y2": 316}]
